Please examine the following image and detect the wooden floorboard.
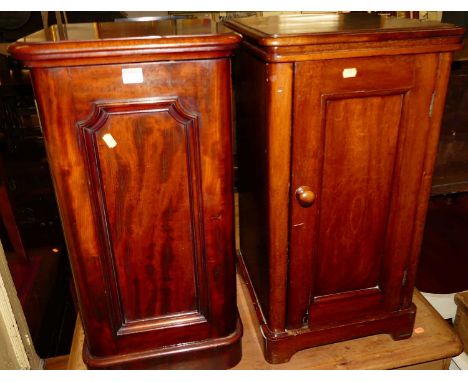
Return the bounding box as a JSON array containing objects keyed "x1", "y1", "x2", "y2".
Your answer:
[
  {"x1": 65, "y1": 278, "x2": 463, "y2": 370},
  {"x1": 44, "y1": 355, "x2": 69, "y2": 370}
]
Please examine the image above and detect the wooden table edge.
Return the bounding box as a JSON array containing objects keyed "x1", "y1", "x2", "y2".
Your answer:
[{"x1": 67, "y1": 274, "x2": 463, "y2": 370}]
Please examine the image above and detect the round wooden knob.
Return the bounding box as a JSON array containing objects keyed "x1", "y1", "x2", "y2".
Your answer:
[{"x1": 295, "y1": 186, "x2": 316, "y2": 207}]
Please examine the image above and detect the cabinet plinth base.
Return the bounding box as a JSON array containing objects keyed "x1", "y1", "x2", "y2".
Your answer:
[
  {"x1": 82, "y1": 316, "x2": 243, "y2": 370},
  {"x1": 237, "y1": 250, "x2": 417, "y2": 364}
]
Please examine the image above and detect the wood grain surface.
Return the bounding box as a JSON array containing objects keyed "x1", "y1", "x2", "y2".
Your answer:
[
  {"x1": 225, "y1": 13, "x2": 463, "y2": 46},
  {"x1": 67, "y1": 194, "x2": 463, "y2": 370},
  {"x1": 224, "y1": 14, "x2": 463, "y2": 63},
  {"x1": 67, "y1": 276, "x2": 463, "y2": 370},
  {"x1": 8, "y1": 19, "x2": 241, "y2": 67},
  {"x1": 230, "y1": 13, "x2": 463, "y2": 363},
  {"x1": 9, "y1": 19, "x2": 242, "y2": 369}
]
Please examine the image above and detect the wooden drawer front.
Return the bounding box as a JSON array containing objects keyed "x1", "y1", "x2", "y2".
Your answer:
[{"x1": 309, "y1": 55, "x2": 415, "y2": 94}]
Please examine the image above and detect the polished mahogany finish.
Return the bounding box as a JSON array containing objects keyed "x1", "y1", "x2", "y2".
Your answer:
[
  {"x1": 226, "y1": 13, "x2": 464, "y2": 363},
  {"x1": 9, "y1": 19, "x2": 242, "y2": 369}
]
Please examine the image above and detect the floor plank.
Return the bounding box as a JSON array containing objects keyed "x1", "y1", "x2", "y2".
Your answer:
[
  {"x1": 66, "y1": 278, "x2": 463, "y2": 370},
  {"x1": 44, "y1": 354, "x2": 69, "y2": 370}
]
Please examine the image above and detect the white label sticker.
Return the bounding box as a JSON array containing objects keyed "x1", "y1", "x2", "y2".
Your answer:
[
  {"x1": 122, "y1": 68, "x2": 144, "y2": 84},
  {"x1": 342, "y1": 68, "x2": 357, "y2": 78},
  {"x1": 102, "y1": 133, "x2": 117, "y2": 148}
]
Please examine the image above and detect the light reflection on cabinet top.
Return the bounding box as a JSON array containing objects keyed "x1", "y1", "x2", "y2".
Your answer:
[
  {"x1": 8, "y1": 19, "x2": 241, "y2": 67},
  {"x1": 224, "y1": 14, "x2": 464, "y2": 63},
  {"x1": 224, "y1": 13, "x2": 464, "y2": 46}
]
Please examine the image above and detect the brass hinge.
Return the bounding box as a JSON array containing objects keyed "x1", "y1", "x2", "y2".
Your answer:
[
  {"x1": 302, "y1": 309, "x2": 309, "y2": 326},
  {"x1": 429, "y1": 91, "x2": 436, "y2": 117},
  {"x1": 402, "y1": 268, "x2": 408, "y2": 287}
]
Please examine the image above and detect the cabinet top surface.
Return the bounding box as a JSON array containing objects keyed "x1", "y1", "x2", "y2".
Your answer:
[
  {"x1": 8, "y1": 19, "x2": 241, "y2": 67},
  {"x1": 224, "y1": 13, "x2": 464, "y2": 46}
]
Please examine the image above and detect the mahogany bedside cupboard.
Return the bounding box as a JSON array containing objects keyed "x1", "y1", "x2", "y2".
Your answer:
[
  {"x1": 224, "y1": 13, "x2": 464, "y2": 363},
  {"x1": 9, "y1": 19, "x2": 243, "y2": 369}
]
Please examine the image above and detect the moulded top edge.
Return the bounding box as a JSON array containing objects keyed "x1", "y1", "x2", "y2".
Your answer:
[
  {"x1": 8, "y1": 19, "x2": 242, "y2": 63},
  {"x1": 224, "y1": 13, "x2": 464, "y2": 47}
]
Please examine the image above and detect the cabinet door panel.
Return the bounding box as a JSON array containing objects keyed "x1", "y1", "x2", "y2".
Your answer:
[
  {"x1": 288, "y1": 55, "x2": 438, "y2": 329},
  {"x1": 316, "y1": 94, "x2": 402, "y2": 296},
  {"x1": 79, "y1": 98, "x2": 207, "y2": 335}
]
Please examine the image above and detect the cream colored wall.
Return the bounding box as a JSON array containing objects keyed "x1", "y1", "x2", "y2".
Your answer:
[{"x1": 0, "y1": 241, "x2": 42, "y2": 369}]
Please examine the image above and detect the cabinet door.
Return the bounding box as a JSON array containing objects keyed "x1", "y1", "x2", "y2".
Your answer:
[{"x1": 287, "y1": 54, "x2": 439, "y2": 329}]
